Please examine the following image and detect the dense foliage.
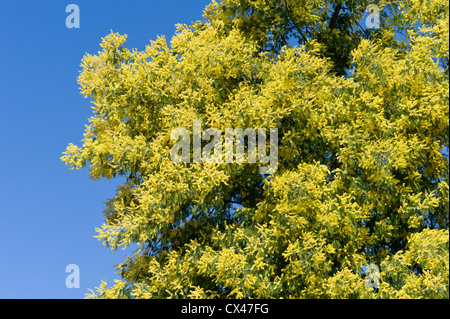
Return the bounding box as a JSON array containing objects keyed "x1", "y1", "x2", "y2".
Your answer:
[{"x1": 62, "y1": 0, "x2": 449, "y2": 298}]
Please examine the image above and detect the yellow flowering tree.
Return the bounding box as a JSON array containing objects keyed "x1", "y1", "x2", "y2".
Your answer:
[{"x1": 62, "y1": 0, "x2": 448, "y2": 298}]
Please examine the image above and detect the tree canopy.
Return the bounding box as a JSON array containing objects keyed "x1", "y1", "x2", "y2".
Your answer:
[{"x1": 62, "y1": 0, "x2": 449, "y2": 298}]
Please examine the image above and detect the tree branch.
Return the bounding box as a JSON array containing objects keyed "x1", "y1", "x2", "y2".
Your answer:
[
  {"x1": 283, "y1": 0, "x2": 308, "y2": 43},
  {"x1": 329, "y1": 3, "x2": 342, "y2": 30}
]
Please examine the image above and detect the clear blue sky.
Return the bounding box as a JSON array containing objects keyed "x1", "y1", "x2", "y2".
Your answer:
[{"x1": 0, "y1": 0, "x2": 210, "y2": 299}]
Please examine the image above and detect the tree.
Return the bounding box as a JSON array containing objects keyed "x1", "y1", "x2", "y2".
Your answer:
[{"x1": 62, "y1": 0, "x2": 449, "y2": 298}]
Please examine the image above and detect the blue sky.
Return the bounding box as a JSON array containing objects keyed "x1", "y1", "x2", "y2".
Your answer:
[{"x1": 0, "y1": 0, "x2": 210, "y2": 299}]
